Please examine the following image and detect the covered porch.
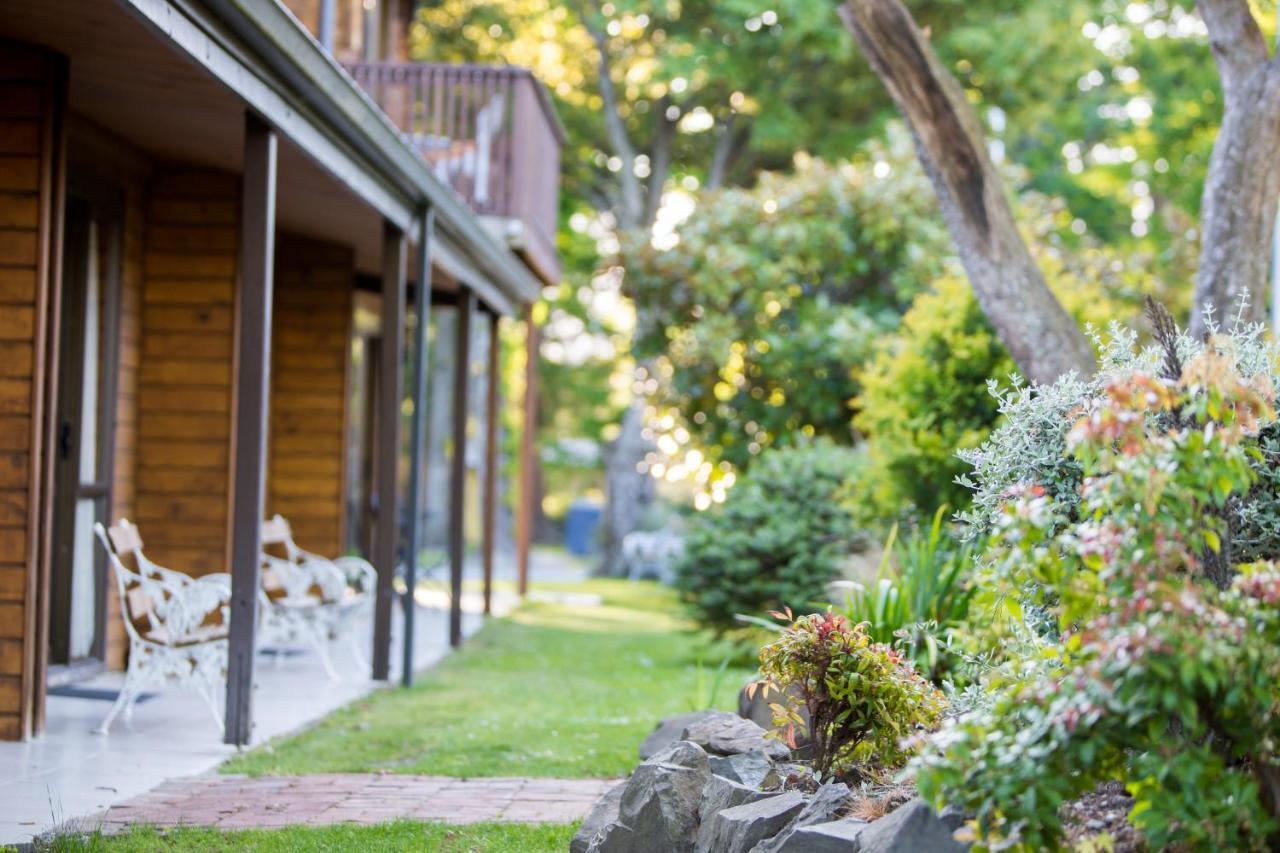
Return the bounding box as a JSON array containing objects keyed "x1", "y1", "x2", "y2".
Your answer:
[{"x1": 0, "y1": 0, "x2": 547, "y2": 759}]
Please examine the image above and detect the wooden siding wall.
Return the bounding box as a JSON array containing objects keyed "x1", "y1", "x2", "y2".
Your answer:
[
  {"x1": 268, "y1": 238, "x2": 353, "y2": 557},
  {"x1": 134, "y1": 169, "x2": 238, "y2": 576},
  {"x1": 0, "y1": 45, "x2": 61, "y2": 741}
]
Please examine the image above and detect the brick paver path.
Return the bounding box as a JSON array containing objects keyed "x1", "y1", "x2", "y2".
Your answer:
[{"x1": 94, "y1": 774, "x2": 619, "y2": 832}]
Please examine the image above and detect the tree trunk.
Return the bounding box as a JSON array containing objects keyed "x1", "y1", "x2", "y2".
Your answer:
[
  {"x1": 1190, "y1": 0, "x2": 1280, "y2": 336},
  {"x1": 707, "y1": 114, "x2": 752, "y2": 191},
  {"x1": 838, "y1": 0, "x2": 1095, "y2": 384},
  {"x1": 643, "y1": 101, "x2": 679, "y2": 226},
  {"x1": 600, "y1": 399, "x2": 654, "y2": 575}
]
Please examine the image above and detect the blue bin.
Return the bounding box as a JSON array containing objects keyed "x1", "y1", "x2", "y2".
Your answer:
[{"x1": 564, "y1": 500, "x2": 602, "y2": 555}]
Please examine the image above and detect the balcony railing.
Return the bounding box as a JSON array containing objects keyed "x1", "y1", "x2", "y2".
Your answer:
[{"x1": 345, "y1": 62, "x2": 564, "y2": 285}]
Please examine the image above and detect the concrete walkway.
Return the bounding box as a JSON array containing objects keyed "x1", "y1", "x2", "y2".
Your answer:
[
  {"x1": 0, "y1": 597, "x2": 498, "y2": 845},
  {"x1": 93, "y1": 774, "x2": 617, "y2": 831},
  {"x1": 1, "y1": 549, "x2": 592, "y2": 844}
]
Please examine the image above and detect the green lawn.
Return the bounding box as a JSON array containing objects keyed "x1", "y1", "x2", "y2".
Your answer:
[
  {"x1": 223, "y1": 580, "x2": 754, "y2": 778},
  {"x1": 36, "y1": 822, "x2": 575, "y2": 852}
]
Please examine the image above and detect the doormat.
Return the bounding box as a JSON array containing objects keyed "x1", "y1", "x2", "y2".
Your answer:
[{"x1": 47, "y1": 686, "x2": 157, "y2": 704}]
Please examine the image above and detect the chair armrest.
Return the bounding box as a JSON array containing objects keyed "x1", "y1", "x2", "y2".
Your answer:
[
  {"x1": 296, "y1": 557, "x2": 348, "y2": 603},
  {"x1": 261, "y1": 554, "x2": 313, "y2": 602},
  {"x1": 161, "y1": 574, "x2": 233, "y2": 642},
  {"x1": 333, "y1": 556, "x2": 377, "y2": 596},
  {"x1": 193, "y1": 572, "x2": 232, "y2": 592}
]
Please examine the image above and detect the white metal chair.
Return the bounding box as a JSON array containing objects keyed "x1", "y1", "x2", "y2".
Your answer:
[
  {"x1": 259, "y1": 515, "x2": 377, "y2": 676},
  {"x1": 93, "y1": 519, "x2": 231, "y2": 735}
]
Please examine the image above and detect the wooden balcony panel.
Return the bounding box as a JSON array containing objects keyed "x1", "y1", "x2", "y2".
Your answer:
[{"x1": 343, "y1": 62, "x2": 563, "y2": 284}]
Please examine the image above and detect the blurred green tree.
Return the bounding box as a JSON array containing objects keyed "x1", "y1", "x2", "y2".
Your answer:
[{"x1": 624, "y1": 130, "x2": 950, "y2": 471}]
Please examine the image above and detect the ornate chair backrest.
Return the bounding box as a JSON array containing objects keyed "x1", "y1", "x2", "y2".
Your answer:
[
  {"x1": 95, "y1": 519, "x2": 182, "y2": 645},
  {"x1": 261, "y1": 514, "x2": 296, "y2": 561},
  {"x1": 260, "y1": 514, "x2": 345, "y2": 602}
]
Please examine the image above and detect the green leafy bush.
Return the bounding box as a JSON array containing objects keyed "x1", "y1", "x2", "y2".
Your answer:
[
  {"x1": 839, "y1": 506, "x2": 977, "y2": 681},
  {"x1": 673, "y1": 440, "x2": 863, "y2": 634},
  {"x1": 755, "y1": 609, "x2": 945, "y2": 779},
  {"x1": 915, "y1": 320, "x2": 1280, "y2": 850},
  {"x1": 853, "y1": 276, "x2": 1014, "y2": 517},
  {"x1": 957, "y1": 303, "x2": 1280, "y2": 550}
]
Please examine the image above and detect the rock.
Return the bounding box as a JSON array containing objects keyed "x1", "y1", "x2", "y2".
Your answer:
[
  {"x1": 590, "y1": 741, "x2": 711, "y2": 853},
  {"x1": 697, "y1": 775, "x2": 777, "y2": 839},
  {"x1": 738, "y1": 682, "x2": 811, "y2": 753},
  {"x1": 771, "y1": 817, "x2": 869, "y2": 852},
  {"x1": 939, "y1": 804, "x2": 968, "y2": 832},
  {"x1": 640, "y1": 711, "x2": 722, "y2": 760},
  {"x1": 738, "y1": 682, "x2": 776, "y2": 731},
  {"x1": 571, "y1": 781, "x2": 627, "y2": 853},
  {"x1": 767, "y1": 761, "x2": 819, "y2": 790},
  {"x1": 695, "y1": 791, "x2": 807, "y2": 853},
  {"x1": 708, "y1": 750, "x2": 774, "y2": 789},
  {"x1": 750, "y1": 783, "x2": 852, "y2": 853},
  {"x1": 682, "y1": 711, "x2": 790, "y2": 761},
  {"x1": 855, "y1": 797, "x2": 969, "y2": 853}
]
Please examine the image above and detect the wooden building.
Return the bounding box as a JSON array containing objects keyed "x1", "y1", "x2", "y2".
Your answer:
[{"x1": 0, "y1": 0, "x2": 559, "y2": 743}]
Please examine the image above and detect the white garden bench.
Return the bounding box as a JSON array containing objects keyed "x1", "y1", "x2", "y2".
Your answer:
[
  {"x1": 259, "y1": 515, "x2": 377, "y2": 677},
  {"x1": 93, "y1": 519, "x2": 231, "y2": 735}
]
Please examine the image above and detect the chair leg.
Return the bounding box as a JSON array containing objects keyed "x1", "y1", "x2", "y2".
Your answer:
[
  {"x1": 193, "y1": 678, "x2": 224, "y2": 734},
  {"x1": 347, "y1": 619, "x2": 370, "y2": 672},
  {"x1": 307, "y1": 620, "x2": 340, "y2": 682},
  {"x1": 97, "y1": 677, "x2": 140, "y2": 735}
]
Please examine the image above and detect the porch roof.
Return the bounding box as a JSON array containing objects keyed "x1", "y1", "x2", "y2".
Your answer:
[{"x1": 3, "y1": 0, "x2": 543, "y2": 316}]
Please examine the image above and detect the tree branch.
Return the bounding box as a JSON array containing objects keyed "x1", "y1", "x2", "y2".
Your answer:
[
  {"x1": 571, "y1": 0, "x2": 645, "y2": 229},
  {"x1": 838, "y1": 0, "x2": 1095, "y2": 383},
  {"x1": 1196, "y1": 0, "x2": 1269, "y2": 97}
]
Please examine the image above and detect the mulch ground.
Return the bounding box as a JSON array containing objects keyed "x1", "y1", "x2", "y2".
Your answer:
[{"x1": 1061, "y1": 781, "x2": 1144, "y2": 852}]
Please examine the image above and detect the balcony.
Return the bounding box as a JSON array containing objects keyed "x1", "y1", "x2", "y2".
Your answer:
[{"x1": 345, "y1": 62, "x2": 564, "y2": 285}]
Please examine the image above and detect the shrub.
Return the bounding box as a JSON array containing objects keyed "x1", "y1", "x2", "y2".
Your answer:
[
  {"x1": 853, "y1": 277, "x2": 1013, "y2": 517},
  {"x1": 852, "y1": 195, "x2": 1140, "y2": 521},
  {"x1": 955, "y1": 304, "x2": 1280, "y2": 577},
  {"x1": 839, "y1": 506, "x2": 977, "y2": 681},
  {"x1": 754, "y1": 609, "x2": 945, "y2": 779},
  {"x1": 673, "y1": 440, "x2": 863, "y2": 634},
  {"x1": 915, "y1": 319, "x2": 1280, "y2": 850}
]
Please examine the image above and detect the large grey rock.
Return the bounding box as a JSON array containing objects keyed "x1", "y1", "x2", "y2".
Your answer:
[
  {"x1": 697, "y1": 776, "x2": 778, "y2": 844},
  {"x1": 682, "y1": 711, "x2": 790, "y2": 761},
  {"x1": 590, "y1": 741, "x2": 711, "y2": 853},
  {"x1": 939, "y1": 804, "x2": 968, "y2": 832},
  {"x1": 772, "y1": 817, "x2": 869, "y2": 852},
  {"x1": 695, "y1": 791, "x2": 807, "y2": 853},
  {"x1": 750, "y1": 783, "x2": 852, "y2": 853},
  {"x1": 640, "y1": 711, "x2": 721, "y2": 760},
  {"x1": 571, "y1": 781, "x2": 627, "y2": 853},
  {"x1": 708, "y1": 750, "x2": 774, "y2": 789},
  {"x1": 855, "y1": 797, "x2": 969, "y2": 853}
]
